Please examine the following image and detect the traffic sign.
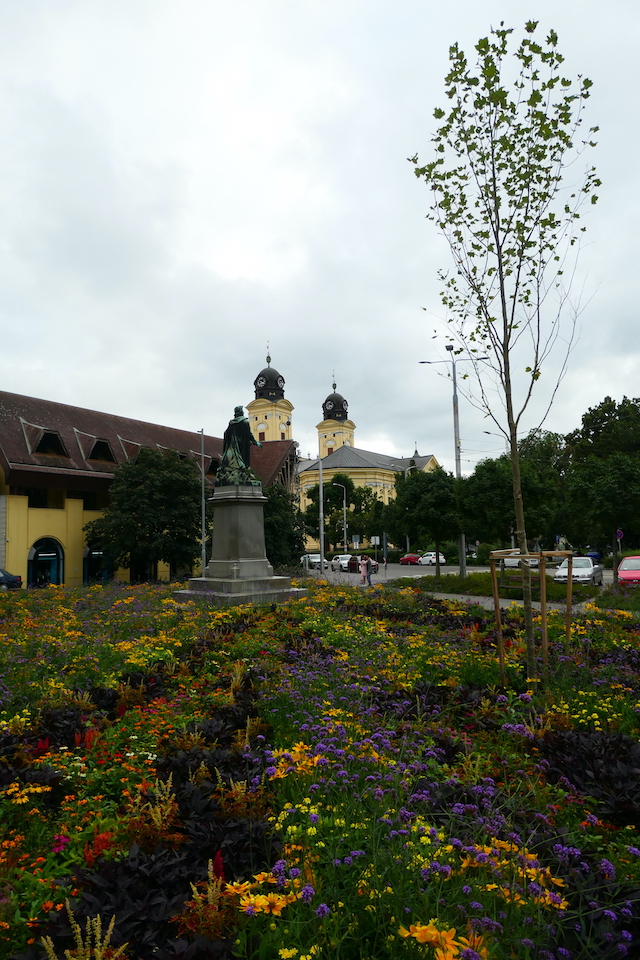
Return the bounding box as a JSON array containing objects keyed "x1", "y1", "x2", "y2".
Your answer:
[{"x1": 617, "y1": 529, "x2": 624, "y2": 540}]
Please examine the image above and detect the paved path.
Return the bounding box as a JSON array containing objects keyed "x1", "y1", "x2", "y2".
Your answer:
[{"x1": 305, "y1": 563, "x2": 591, "y2": 612}]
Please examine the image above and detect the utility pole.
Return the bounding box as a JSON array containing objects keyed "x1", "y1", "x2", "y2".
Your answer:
[
  {"x1": 199, "y1": 428, "x2": 207, "y2": 575},
  {"x1": 333, "y1": 482, "x2": 348, "y2": 551}
]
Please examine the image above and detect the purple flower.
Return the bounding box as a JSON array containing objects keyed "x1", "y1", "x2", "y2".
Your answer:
[
  {"x1": 300, "y1": 884, "x2": 315, "y2": 903},
  {"x1": 520, "y1": 940, "x2": 535, "y2": 950},
  {"x1": 600, "y1": 858, "x2": 616, "y2": 879},
  {"x1": 315, "y1": 903, "x2": 330, "y2": 917},
  {"x1": 460, "y1": 951, "x2": 482, "y2": 960}
]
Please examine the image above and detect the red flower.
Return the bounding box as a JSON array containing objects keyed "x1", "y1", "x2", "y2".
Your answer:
[{"x1": 212, "y1": 851, "x2": 225, "y2": 880}]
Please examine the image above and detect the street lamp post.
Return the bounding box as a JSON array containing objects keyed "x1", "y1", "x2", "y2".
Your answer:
[
  {"x1": 199, "y1": 428, "x2": 207, "y2": 575},
  {"x1": 332, "y1": 482, "x2": 348, "y2": 552},
  {"x1": 420, "y1": 349, "x2": 487, "y2": 579},
  {"x1": 444, "y1": 345, "x2": 467, "y2": 579},
  {"x1": 404, "y1": 463, "x2": 416, "y2": 553}
]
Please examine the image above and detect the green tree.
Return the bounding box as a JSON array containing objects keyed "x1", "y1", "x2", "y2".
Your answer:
[
  {"x1": 566, "y1": 396, "x2": 640, "y2": 462},
  {"x1": 263, "y1": 483, "x2": 306, "y2": 568},
  {"x1": 460, "y1": 433, "x2": 565, "y2": 549},
  {"x1": 410, "y1": 22, "x2": 598, "y2": 676},
  {"x1": 407, "y1": 468, "x2": 459, "y2": 573},
  {"x1": 564, "y1": 453, "x2": 640, "y2": 554},
  {"x1": 84, "y1": 447, "x2": 204, "y2": 580},
  {"x1": 303, "y1": 474, "x2": 356, "y2": 551}
]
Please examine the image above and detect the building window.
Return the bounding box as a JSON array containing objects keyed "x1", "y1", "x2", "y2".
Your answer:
[
  {"x1": 281, "y1": 432, "x2": 285, "y2": 440},
  {"x1": 259, "y1": 432, "x2": 266, "y2": 442},
  {"x1": 35, "y1": 432, "x2": 68, "y2": 457},
  {"x1": 26, "y1": 487, "x2": 47, "y2": 508},
  {"x1": 88, "y1": 439, "x2": 116, "y2": 462},
  {"x1": 25, "y1": 487, "x2": 64, "y2": 509},
  {"x1": 327, "y1": 447, "x2": 334, "y2": 455}
]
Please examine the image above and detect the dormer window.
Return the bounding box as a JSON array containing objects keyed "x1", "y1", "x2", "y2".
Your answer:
[
  {"x1": 35, "y1": 432, "x2": 68, "y2": 457},
  {"x1": 88, "y1": 439, "x2": 115, "y2": 462}
]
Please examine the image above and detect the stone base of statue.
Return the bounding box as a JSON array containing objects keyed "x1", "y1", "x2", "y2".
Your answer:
[{"x1": 173, "y1": 484, "x2": 308, "y2": 606}]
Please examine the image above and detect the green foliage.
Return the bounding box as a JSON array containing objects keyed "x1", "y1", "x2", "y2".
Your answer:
[
  {"x1": 566, "y1": 396, "x2": 640, "y2": 462},
  {"x1": 385, "y1": 468, "x2": 459, "y2": 556},
  {"x1": 303, "y1": 474, "x2": 382, "y2": 549},
  {"x1": 460, "y1": 430, "x2": 567, "y2": 547},
  {"x1": 263, "y1": 483, "x2": 306, "y2": 568},
  {"x1": 565, "y1": 452, "x2": 640, "y2": 545},
  {"x1": 411, "y1": 23, "x2": 598, "y2": 372},
  {"x1": 84, "y1": 447, "x2": 204, "y2": 576},
  {"x1": 411, "y1": 22, "x2": 598, "y2": 671}
]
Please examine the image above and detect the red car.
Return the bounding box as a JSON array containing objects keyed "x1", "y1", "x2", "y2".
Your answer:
[
  {"x1": 399, "y1": 553, "x2": 421, "y2": 565},
  {"x1": 618, "y1": 556, "x2": 640, "y2": 585}
]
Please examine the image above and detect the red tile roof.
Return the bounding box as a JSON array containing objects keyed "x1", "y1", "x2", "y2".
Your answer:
[{"x1": 0, "y1": 390, "x2": 294, "y2": 490}]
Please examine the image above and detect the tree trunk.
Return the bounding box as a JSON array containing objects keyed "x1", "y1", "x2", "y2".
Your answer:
[{"x1": 509, "y1": 428, "x2": 536, "y2": 679}]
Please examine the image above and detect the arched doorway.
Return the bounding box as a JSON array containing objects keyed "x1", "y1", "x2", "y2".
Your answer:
[{"x1": 28, "y1": 538, "x2": 64, "y2": 587}]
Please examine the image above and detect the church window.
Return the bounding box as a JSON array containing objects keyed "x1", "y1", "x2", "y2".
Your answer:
[{"x1": 259, "y1": 432, "x2": 266, "y2": 442}]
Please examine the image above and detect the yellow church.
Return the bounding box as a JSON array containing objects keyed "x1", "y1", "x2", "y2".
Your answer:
[{"x1": 244, "y1": 360, "x2": 439, "y2": 540}]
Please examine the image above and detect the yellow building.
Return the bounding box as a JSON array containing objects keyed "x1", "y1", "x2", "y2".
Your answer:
[
  {"x1": 298, "y1": 382, "x2": 439, "y2": 525},
  {"x1": 246, "y1": 355, "x2": 294, "y2": 444},
  {"x1": 0, "y1": 390, "x2": 296, "y2": 587}
]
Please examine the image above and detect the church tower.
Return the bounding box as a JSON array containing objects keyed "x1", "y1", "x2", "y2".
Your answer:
[
  {"x1": 316, "y1": 382, "x2": 355, "y2": 457},
  {"x1": 246, "y1": 354, "x2": 294, "y2": 443}
]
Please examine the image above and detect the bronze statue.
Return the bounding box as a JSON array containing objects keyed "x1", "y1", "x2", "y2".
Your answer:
[{"x1": 216, "y1": 406, "x2": 262, "y2": 486}]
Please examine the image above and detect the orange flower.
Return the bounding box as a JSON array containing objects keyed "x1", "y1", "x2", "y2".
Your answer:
[{"x1": 457, "y1": 930, "x2": 490, "y2": 959}]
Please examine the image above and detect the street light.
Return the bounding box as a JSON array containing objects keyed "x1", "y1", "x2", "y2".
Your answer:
[
  {"x1": 420, "y1": 349, "x2": 488, "y2": 579},
  {"x1": 332, "y1": 482, "x2": 348, "y2": 552},
  {"x1": 403, "y1": 463, "x2": 416, "y2": 552},
  {"x1": 199, "y1": 428, "x2": 207, "y2": 575}
]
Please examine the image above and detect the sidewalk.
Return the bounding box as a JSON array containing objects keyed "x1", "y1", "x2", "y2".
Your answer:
[{"x1": 414, "y1": 590, "x2": 587, "y2": 613}]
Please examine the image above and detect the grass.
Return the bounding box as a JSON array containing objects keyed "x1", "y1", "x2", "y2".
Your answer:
[
  {"x1": 394, "y1": 571, "x2": 600, "y2": 604},
  {"x1": 1, "y1": 580, "x2": 640, "y2": 958}
]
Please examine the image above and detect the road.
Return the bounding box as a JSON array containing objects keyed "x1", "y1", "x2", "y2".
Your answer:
[{"x1": 305, "y1": 562, "x2": 615, "y2": 587}]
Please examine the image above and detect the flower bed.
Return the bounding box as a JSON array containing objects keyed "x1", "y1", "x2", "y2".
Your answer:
[{"x1": 1, "y1": 582, "x2": 640, "y2": 958}]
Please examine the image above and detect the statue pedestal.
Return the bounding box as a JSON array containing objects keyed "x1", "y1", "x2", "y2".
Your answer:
[{"x1": 174, "y1": 484, "x2": 308, "y2": 606}]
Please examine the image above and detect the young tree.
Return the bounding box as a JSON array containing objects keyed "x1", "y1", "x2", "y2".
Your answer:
[
  {"x1": 411, "y1": 22, "x2": 598, "y2": 676},
  {"x1": 263, "y1": 483, "x2": 306, "y2": 568},
  {"x1": 84, "y1": 447, "x2": 204, "y2": 580}
]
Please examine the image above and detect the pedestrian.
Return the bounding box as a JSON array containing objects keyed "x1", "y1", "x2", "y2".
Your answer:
[
  {"x1": 359, "y1": 555, "x2": 367, "y2": 585},
  {"x1": 366, "y1": 555, "x2": 372, "y2": 587}
]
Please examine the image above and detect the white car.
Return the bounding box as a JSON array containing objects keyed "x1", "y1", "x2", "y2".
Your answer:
[
  {"x1": 503, "y1": 552, "x2": 540, "y2": 568},
  {"x1": 331, "y1": 554, "x2": 353, "y2": 571},
  {"x1": 554, "y1": 556, "x2": 604, "y2": 586},
  {"x1": 418, "y1": 552, "x2": 446, "y2": 565},
  {"x1": 300, "y1": 554, "x2": 329, "y2": 570}
]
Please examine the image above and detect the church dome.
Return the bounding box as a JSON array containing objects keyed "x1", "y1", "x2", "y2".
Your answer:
[
  {"x1": 254, "y1": 355, "x2": 285, "y2": 400},
  {"x1": 322, "y1": 382, "x2": 348, "y2": 422}
]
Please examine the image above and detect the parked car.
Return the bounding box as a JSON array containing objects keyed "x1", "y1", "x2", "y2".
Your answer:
[
  {"x1": 418, "y1": 552, "x2": 446, "y2": 566},
  {"x1": 399, "y1": 553, "x2": 421, "y2": 565},
  {"x1": 0, "y1": 569, "x2": 21, "y2": 590},
  {"x1": 331, "y1": 554, "x2": 352, "y2": 571},
  {"x1": 554, "y1": 556, "x2": 604, "y2": 586},
  {"x1": 502, "y1": 551, "x2": 540, "y2": 568},
  {"x1": 300, "y1": 554, "x2": 329, "y2": 570},
  {"x1": 347, "y1": 556, "x2": 379, "y2": 574},
  {"x1": 617, "y1": 556, "x2": 640, "y2": 585}
]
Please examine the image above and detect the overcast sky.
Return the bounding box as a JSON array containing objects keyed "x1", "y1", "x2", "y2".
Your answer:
[{"x1": 0, "y1": 1, "x2": 635, "y2": 474}]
